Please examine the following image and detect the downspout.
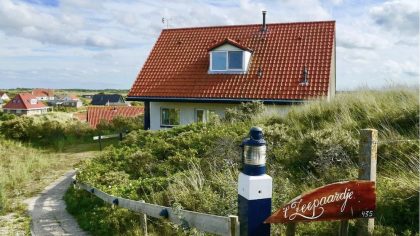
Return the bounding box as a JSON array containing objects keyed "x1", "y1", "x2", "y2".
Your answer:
[{"x1": 144, "y1": 101, "x2": 150, "y2": 130}]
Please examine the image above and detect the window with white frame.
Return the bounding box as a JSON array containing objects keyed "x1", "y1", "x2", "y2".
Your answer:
[
  {"x1": 210, "y1": 51, "x2": 244, "y2": 72},
  {"x1": 195, "y1": 109, "x2": 206, "y2": 123},
  {"x1": 161, "y1": 108, "x2": 180, "y2": 126}
]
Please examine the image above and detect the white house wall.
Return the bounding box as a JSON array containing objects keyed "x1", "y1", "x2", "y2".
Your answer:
[
  {"x1": 149, "y1": 101, "x2": 292, "y2": 130},
  {"x1": 149, "y1": 102, "x2": 235, "y2": 130}
]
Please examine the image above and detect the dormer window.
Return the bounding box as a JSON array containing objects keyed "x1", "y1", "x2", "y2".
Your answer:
[
  {"x1": 211, "y1": 51, "x2": 244, "y2": 71},
  {"x1": 208, "y1": 38, "x2": 252, "y2": 74}
]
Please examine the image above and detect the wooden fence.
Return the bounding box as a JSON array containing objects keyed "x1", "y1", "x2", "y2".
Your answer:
[
  {"x1": 74, "y1": 180, "x2": 239, "y2": 236},
  {"x1": 93, "y1": 133, "x2": 126, "y2": 150}
]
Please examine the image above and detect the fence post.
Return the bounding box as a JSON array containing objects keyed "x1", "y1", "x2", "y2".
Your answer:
[
  {"x1": 99, "y1": 134, "x2": 102, "y2": 151},
  {"x1": 139, "y1": 200, "x2": 148, "y2": 236},
  {"x1": 286, "y1": 223, "x2": 296, "y2": 236},
  {"x1": 356, "y1": 129, "x2": 377, "y2": 236},
  {"x1": 229, "y1": 215, "x2": 240, "y2": 236},
  {"x1": 238, "y1": 127, "x2": 272, "y2": 236},
  {"x1": 339, "y1": 220, "x2": 349, "y2": 236}
]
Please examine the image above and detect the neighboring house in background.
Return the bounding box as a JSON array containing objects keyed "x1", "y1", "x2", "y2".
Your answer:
[
  {"x1": 127, "y1": 13, "x2": 336, "y2": 130},
  {"x1": 81, "y1": 94, "x2": 94, "y2": 99},
  {"x1": 3, "y1": 93, "x2": 49, "y2": 116},
  {"x1": 32, "y1": 89, "x2": 55, "y2": 101},
  {"x1": 0, "y1": 92, "x2": 10, "y2": 101},
  {"x1": 86, "y1": 106, "x2": 144, "y2": 128},
  {"x1": 49, "y1": 95, "x2": 83, "y2": 108},
  {"x1": 91, "y1": 94, "x2": 125, "y2": 106}
]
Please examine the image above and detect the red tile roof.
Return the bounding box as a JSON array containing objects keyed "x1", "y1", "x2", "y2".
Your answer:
[
  {"x1": 32, "y1": 89, "x2": 54, "y2": 97},
  {"x1": 87, "y1": 106, "x2": 144, "y2": 128},
  {"x1": 3, "y1": 93, "x2": 48, "y2": 110},
  {"x1": 208, "y1": 38, "x2": 253, "y2": 52},
  {"x1": 128, "y1": 21, "x2": 335, "y2": 101}
]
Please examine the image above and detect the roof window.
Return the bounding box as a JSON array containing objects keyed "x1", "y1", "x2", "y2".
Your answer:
[
  {"x1": 208, "y1": 39, "x2": 252, "y2": 74},
  {"x1": 211, "y1": 51, "x2": 244, "y2": 71}
]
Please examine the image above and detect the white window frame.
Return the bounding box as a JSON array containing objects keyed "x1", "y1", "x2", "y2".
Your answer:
[
  {"x1": 160, "y1": 107, "x2": 180, "y2": 127},
  {"x1": 195, "y1": 109, "x2": 207, "y2": 123},
  {"x1": 210, "y1": 50, "x2": 245, "y2": 72}
]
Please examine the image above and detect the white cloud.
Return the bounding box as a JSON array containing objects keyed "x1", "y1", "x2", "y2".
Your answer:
[
  {"x1": 0, "y1": 0, "x2": 117, "y2": 48},
  {"x1": 370, "y1": 0, "x2": 419, "y2": 36},
  {"x1": 384, "y1": 60, "x2": 419, "y2": 78},
  {"x1": 329, "y1": 0, "x2": 344, "y2": 5}
]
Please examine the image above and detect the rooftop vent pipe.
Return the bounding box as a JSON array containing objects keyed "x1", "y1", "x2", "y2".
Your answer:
[{"x1": 262, "y1": 10, "x2": 267, "y2": 32}]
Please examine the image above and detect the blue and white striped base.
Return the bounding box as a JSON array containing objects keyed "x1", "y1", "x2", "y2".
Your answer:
[{"x1": 238, "y1": 173, "x2": 272, "y2": 236}]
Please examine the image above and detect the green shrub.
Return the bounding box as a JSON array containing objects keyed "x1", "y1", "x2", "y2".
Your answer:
[
  {"x1": 0, "y1": 113, "x2": 95, "y2": 148},
  {"x1": 224, "y1": 101, "x2": 265, "y2": 122},
  {"x1": 0, "y1": 112, "x2": 16, "y2": 121},
  {"x1": 96, "y1": 116, "x2": 143, "y2": 134}
]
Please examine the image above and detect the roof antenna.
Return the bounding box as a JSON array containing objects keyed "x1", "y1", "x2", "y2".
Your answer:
[
  {"x1": 162, "y1": 17, "x2": 171, "y2": 29},
  {"x1": 261, "y1": 10, "x2": 267, "y2": 32}
]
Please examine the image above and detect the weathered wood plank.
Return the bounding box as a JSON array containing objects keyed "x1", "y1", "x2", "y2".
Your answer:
[
  {"x1": 166, "y1": 208, "x2": 231, "y2": 235},
  {"x1": 93, "y1": 133, "x2": 123, "y2": 140},
  {"x1": 76, "y1": 182, "x2": 234, "y2": 236},
  {"x1": 356, "y1": 129, "x2": 377, "y2": 236}
]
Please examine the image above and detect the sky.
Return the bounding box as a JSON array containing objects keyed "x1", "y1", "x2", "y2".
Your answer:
[{"x1": 0, "y1": 0, "x2": 418, "y2": 90}]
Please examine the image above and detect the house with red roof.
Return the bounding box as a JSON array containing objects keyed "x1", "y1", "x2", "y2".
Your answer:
[
  {"x1": 127, "y1": 12, "x2": 336, "y2": 130},
  {"x1": 3, "y1": 93, "x2": 49, "y2": 116},
  {"x1": 0, "y1": 92, "x2": 10, "y2": 101},
  {"x1": 32, "y1": 89, "x2": 55, "y2": 101},
  {"x1": 0, "y1": 92, "x2": 10, "y2": 107},
  {"x1": 86, "y1": 106, "x2": 144, "y2": 128}
]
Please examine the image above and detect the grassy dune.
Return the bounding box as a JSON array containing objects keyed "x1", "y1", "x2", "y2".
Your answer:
[
  {"x1": 0, "y1": 138, "x2": 100, "y2": 234},
  {"x1": 67, "y1": 88, "x2": 419, "y2": 235}
]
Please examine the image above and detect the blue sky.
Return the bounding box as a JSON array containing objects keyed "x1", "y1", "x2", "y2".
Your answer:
[{"x1": 0, "y1": 0, "x2": 418, "y2": 90}]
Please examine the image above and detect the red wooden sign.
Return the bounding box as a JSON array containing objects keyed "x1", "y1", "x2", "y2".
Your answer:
[{"x1": 265, "y1": 181, "x2": 376, "y2": 224}]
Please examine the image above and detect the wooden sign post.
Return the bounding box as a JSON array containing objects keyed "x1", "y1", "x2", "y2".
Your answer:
[
  {"x1": 265, "y1": 129, "x2": 378, "y2": 236},
  {"x1": 265, "y1": 181, "x2": 376, "y2": 224},
  {"x1": 340, "y1": 129, "x2": 378, "y2": 236},
  {"x1": 356, "y1": 129, "x2": 377, "y2": 235}
]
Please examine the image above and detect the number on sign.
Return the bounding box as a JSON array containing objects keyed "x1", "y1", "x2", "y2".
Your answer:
[{"x1": 361, "y1": 211, "x2": 374, "y2": 218}]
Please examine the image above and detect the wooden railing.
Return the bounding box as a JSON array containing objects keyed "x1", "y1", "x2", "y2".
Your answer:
[{"x1": 74, "y1": 180, "x2": 239, "y2": 236}]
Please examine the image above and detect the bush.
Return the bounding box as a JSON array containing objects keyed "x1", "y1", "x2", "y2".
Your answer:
[
  {"x1": 0, "y1": 113, "x2": 94, "y2": 148},
  {"x1": 96, "y1": 116, "x2": 143, "y2": 134},
  {"x1": 0, "y1": 112, "x2": 16, "y2": 121},
  {"x1": 224, "y1": 101, "x2": 265, "y2": 122}
]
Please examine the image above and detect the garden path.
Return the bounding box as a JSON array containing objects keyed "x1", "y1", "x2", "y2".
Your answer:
[{"x1": 25, "y1": 170, "x2": 89, "y2": 236}]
